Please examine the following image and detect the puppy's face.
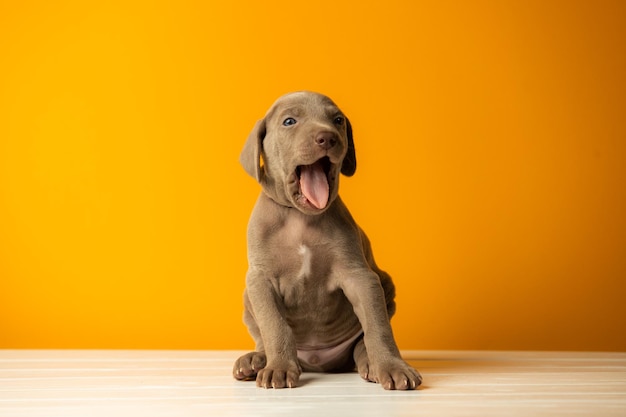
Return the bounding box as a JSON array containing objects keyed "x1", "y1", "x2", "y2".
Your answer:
[{"x1": 241, "y1": 92, "x2": 356, "y2": 215}]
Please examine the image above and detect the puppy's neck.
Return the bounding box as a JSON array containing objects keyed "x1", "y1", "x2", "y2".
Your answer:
[
  {"x1": 260, "y1": 178, "x2": 293, "y2": 209},
  {"x1": 257, "y1": 191, "x2": 342, "y2": 219}
]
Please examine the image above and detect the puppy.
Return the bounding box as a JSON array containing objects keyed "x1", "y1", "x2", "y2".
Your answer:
[{"x1": 234, "y1": 91, "x2": 421, "y2": 390}]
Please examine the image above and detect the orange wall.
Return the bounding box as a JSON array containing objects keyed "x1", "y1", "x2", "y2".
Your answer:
[{"x1": 1, "y1": 0, "x2": 625, "y2": 351}]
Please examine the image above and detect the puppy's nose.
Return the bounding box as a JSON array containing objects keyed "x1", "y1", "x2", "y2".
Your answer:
[{"x1": 315, "y1": 131, "x2": 337, "y2": 150}]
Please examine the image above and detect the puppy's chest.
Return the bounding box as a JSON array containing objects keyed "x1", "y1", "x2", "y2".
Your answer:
[
  {"x1": 279, "y1": 242, "x2": 336, "y2": 311},
  {"x1": 266, "y1": 218, "x2": 336, "y2": 300},
  {"x1": 271, "y1": 233, "x2": 331, "y2": 280}
]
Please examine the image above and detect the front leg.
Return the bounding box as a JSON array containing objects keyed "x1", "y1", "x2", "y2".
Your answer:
[
  {"x1": 244, "y1": 271, "x2": 302, "y2": 388},
  {"x1": 342, "y1": 270, "x2": 422, "y2": 390}
]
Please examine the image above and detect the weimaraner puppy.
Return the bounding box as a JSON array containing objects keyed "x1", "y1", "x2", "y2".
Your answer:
[{"x1": 234, "y1": 91, "x2": 422, "y2": 390}]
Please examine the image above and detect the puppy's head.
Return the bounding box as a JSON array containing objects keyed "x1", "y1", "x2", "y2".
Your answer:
[{"x1": 240, "y1": 91, "x2": 356, "y2": 215}]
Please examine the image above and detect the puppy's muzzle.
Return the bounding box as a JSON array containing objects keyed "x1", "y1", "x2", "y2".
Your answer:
[
  {"x1": 315, "y1": 131, "x2": 338, "y2": 150},
  {"x1": 294, "y1": 131, "x2": 342, "y2": 211}
]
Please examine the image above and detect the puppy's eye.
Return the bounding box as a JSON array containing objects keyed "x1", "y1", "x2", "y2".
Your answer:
[
  {"x1": 333, "y1": 116, "x2": 345, "y2": 125},
  {"x1": 283, "y1": 117, "x2": 297, "y2": 126}
]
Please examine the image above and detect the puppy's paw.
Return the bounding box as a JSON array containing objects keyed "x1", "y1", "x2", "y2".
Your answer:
[
  {"x1": 368, "y1": 358, "x2": 422, "y2": 390},
  {"x1": 256, "y1": 360, "x2": 302, "y2": 389},
  {"x1": 233, "y1": 351, "x2": 267, "y2": 381}
]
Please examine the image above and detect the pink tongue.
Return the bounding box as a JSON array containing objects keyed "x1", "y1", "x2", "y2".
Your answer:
[{"x1": 300, "y1": 161, "x2": 329, "y2": 209}]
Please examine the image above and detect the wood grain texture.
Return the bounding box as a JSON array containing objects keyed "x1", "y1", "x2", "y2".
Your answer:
[{"x1": 1, "y1": 350, "x2": 625, "y2": 416}]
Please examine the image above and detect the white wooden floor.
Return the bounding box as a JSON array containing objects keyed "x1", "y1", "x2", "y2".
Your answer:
[{"x1": 1, "y1": 350, "x2": 625, "y2": 417}]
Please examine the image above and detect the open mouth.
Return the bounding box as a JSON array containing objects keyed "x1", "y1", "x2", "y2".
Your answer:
[{"x1": 296, "y1": 157, "x2": 332, "y2": 210}]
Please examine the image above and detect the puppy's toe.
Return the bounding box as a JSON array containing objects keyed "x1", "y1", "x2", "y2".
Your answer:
[
  {"x1": 389, "y1": 370, "x2": 421, "y2": 390},
  {"x1": 354, "y1": 344, "x2": 372, "y2": 381},
  {"x1": 355, "y1": 357, "x2": 368, "y2": 380},
  {"x1": 372, "y1": 360, "x2": 422, "y2": 390},
  {"x1": 233, "y1": 351, "x2": 266, "y2": 381},
  {"x1": 255, "y1": 361, "x2": 301, "y2": 389},
  {"x1": 257, "y1": 368, "x2": 292, "y2": 389}
]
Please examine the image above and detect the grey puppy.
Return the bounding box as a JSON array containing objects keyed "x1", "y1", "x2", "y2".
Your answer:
[{"x1": 234, "y1": 91, "x2": 422, "y2": 390}]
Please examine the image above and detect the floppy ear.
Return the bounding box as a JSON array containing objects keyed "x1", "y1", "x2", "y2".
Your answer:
[
  {"x1": 240, "y1": 119, "x2": 266, "y2": 182},
  {"x1": 341, "y1": 117, "x2": 357, "y2": 176}
]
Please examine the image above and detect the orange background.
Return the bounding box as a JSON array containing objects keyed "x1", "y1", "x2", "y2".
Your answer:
[{"x1": 1, "y1": 0, "x2": 625, "y2": 351}]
